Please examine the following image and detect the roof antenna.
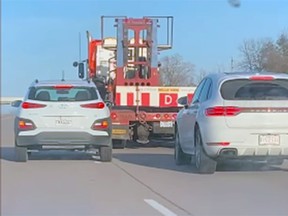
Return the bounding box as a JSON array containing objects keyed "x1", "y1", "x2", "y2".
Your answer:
[{"x1": 61, "y1": 70, "x2": 65, "y2": 81}]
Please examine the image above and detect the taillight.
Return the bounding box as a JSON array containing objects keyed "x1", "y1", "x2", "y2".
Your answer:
[
  {"x1": 22, "y1": 102, "x2": 46, "y2": 109},
  {"x1": 207, "y1": 142, "x2": 230, "y2": 146},
  {"x1": 111, "y1": 112, "x2": 117, "y2": 120},
  {"x1": 92, "y1": 120, "x2": 109, "y2": 130},
  {"x1": 205, "y1": 106, "x2": 241, "y2": 116},
  {"x1": 53, "y1": 85, "x2": 73, "y2": 89},
  {"x1": 80, "y1": 102, "x2": 105, "y2": 109},
  {"x1": 249, "y1": 76, "x2": 275, "y2": 81},
  {"x1": 155, "y1": 113, "x2": 161, "y2": 119},
  {"x1": 18, "y1": 119, "x2": 36, "y2": 130},
  {"x1": 164, "y1": 114, "x2": 170, "y2": 119}
]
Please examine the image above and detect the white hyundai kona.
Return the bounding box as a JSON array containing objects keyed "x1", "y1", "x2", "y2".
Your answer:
[
  {"x1": 175, "y1": 72, "x2": 288, "y2": 174},
  {"x1": 14, "y1": 79, "x2": 112, "y2": 162}
]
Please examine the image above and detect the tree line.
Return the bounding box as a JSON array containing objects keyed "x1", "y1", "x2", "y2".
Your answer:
[{"x1": 159, "y1": 32, "x2": 288, "y2": 86}]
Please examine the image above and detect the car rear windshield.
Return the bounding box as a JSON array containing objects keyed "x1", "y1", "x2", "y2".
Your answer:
[
  {"x1": 28, "y1": 86, "x2": 99, "y2": 102},
  {"x1": 221, "y1": 79, "x2": 288, "y2": 100}
]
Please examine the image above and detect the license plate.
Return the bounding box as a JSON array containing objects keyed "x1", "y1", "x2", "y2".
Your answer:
[
  {"x1": 160, "y1": 121, "x2": 173, "y2": 128},
  {"x1": 55, "y1": 118, "x2": 72, "y2": 126},
  {"x1": 259, "y1": 134, "x2": 280, "y2": 145},
  {"x1": 112, "y1": 129, "x2": 127, "y2": 135}
]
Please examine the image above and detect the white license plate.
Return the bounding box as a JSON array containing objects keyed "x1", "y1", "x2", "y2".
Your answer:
[
  {"x1": 160, "y1": 121, "x2": 173, "y2": 128},
  {"x1": 55, "y1": 118, "x2": 72, "y2": 126},
  {"x1": 259, "y1": 134, "x2": 280, "y2": 145}
]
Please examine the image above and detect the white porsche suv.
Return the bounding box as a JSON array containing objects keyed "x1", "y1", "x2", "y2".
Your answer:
[
  {"x1": 175, "y1": 72, "x2": 288, "y2": 174},
  {"x1": 14, "y1": 79, "x2": 112, "y2": 162}
]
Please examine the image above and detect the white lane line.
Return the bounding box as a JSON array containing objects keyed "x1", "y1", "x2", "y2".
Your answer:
[
  {"x1": 94, "y1": 161, "x2": 102, "y2": 164},
  {"x1": 144, "y1": 199, "x2": 177, "y2": 216}
]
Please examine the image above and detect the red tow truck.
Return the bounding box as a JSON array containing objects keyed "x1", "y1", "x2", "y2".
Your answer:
[{"x1": 74, "y1": 16, "x2": 196, "y2": 148}]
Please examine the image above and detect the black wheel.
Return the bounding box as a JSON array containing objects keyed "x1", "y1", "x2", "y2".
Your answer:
[
  {"x1": 15, "y1": 146, "x2": 28, "y2": 162},
  {"x1": 99, "y1": 146, "x2": 112, "y2": 162},
  {"x1": 174, "y1": 130, "x2": 191, "y2": 165},
  {"x1": 195, "y1": 128, "x2": 217, "y2": 174},
  {"x1": 112, "y1": 139, "x2": 127, "y2": 149}
]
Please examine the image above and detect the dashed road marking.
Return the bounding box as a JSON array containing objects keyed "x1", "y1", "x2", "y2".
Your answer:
[{"x1": 144, "y1": 199, "x2": 177, "y2": 216}]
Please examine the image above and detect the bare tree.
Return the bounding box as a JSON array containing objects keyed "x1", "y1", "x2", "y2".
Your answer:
[
  {"x1": 159, "y1": 54, "x2": 196, "y2": 86},
  {"x1": 276, "y1": 33, "x2": 288, "y2": 56},
  {"x1": 238, "y1": 32, "x2": 288, "y2": 73},
  {"x1": 238, "y1": 39, "x2": 270, "y2": 71}
]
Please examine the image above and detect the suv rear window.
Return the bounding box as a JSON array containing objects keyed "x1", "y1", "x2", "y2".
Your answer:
[
  {"x1": 28, "y1": 86, "x2": 99, "y2": 101},
  {"x1": 221, "y1": 79, "x2": 288, "y2": 100}
]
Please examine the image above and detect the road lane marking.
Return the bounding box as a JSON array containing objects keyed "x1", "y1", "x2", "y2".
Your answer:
[
  {"x1": 144, "y1": 199, "x2": 177, "y2": 216},
  {"x1": 94, "y1": 161, "x2": 102, "y2": 164},
  {"x1": 113, "y1": 161, "x2": 192, "y2": 215}
]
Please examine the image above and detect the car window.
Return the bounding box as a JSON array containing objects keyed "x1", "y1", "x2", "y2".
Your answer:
[
  {"x1": 191, "y1": 79, "x2": 206, "y2": 104},
  {"x1": 199, "y1": 78, "x2": 212, "y2": 102},
  {"x1": 221, "y1": 79, "x2": 288, "y2": 100},
  {"x1": 28, "y1": 86, "x2": 99, "y2": 101},
  {"x1": 207, "y1": 80, "x2": 213, "y2": 100}
]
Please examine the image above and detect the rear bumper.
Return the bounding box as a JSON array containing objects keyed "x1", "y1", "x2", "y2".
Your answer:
[
  {"x1": 200, "y1": 124, "x2": 288, "y2": 158},
  {"x1": 214, "y1": 147, "x2": 288, "y2": 160},
  {"x1": 203, "y1": 140, "x2": 288, "y2": 159},
  {"x1": 16, "y1": 131, "x2": 111, "y2": 148}
]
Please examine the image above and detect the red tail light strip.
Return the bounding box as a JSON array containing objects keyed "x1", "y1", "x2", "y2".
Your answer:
[
  {"x1": 207, "y1": 142, "x2": 230, "y2": 146},
  {"x1": 241, "y1": 107, "x2": 288, "y2": 113},
  {"x1": 206, "y1": 106, "x2": 288, "y2": 117},
  {"x1": 205, "y1": 106, "x2": 241, "y2": 116}
]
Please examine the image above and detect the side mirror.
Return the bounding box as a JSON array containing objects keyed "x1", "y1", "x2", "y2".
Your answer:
[
  {"x1": 73, "y1": 61, "x2": 85, "y2": 79},
  {"x1": 11, "y1": 100, "x2": 22, "y2": 108},
  {"x1": 78, "y1": 62, "x2": 85, "y2": 79},
  {"x1": 73, "y1": 61, "x2": 78, "y2": 67},
  {"x1": 105, "y1": 100, "x2": 113, "y2": 108},
  {"x1": 177, "y1": 96, "x2": 188, "y2": 106}
]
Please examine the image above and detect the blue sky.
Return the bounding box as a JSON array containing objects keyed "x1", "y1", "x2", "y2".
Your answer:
[{"x1": 2, "y1": 0, "x2": 288, "y2": 97}]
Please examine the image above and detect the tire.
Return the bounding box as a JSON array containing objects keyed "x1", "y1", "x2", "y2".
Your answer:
[
  {"x1": 99, "y1": 146, "x2": 112, "y2": 162},
  {"x1": 112, "y1": 139, "x2": 127, "y2": 149},
  {"x1": 195, "y1": 128, "x2": 217, "y2": 174},
  {"x1": 15, "y1": 146, "x2": 28, "y2": 162},
  {"x1": 174, "y1": 130, "x2": 191, "y2": 165}
]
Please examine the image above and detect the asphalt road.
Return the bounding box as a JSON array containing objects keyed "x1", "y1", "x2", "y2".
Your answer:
[{"x1": 1, "y1": 114, "x2": 288, "y2": 216}]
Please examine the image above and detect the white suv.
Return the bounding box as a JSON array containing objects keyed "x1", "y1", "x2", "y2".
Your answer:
[
  {"x1": 14, "y1": 79, "x2": 112, "y2": 162},
  {"x1": 176, "y1": 72, "x2": 288, "y2": 174}
]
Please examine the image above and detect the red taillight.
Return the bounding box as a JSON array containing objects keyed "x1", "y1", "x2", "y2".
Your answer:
[
  {"x1": 155, "y1": 113, "x2": 161, "y2": 119},
  {"x1": 111, "y1": 112, "x2": 117, "y2": 119},
  {"x1": 18, "y1": 119, "x2": 35, "y2": 130},
  {"x1": 205, "y1": 106, "x2": 241, "y2": 116},
  {"x1": 80, "y1": 102, "x2": 105, "y2": 109},
  {"x1": 249, "y1": 76, "x2": 275, "y2": 81},
  {"x1": 164, "y1": 114, "x2": 169, "y2": 119},
  {"x1": 92, "y1": 120, "x2": 109, "y2": 130},
  {"x1": 53, "y1": 85, "x2": 73, "y2": 89},
  {"x1": 22, "y1": 102, "x2": 46, "y2": 109},
  {"x1": 207, "y1": 142, "x2": 230, "y2": 146}
]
